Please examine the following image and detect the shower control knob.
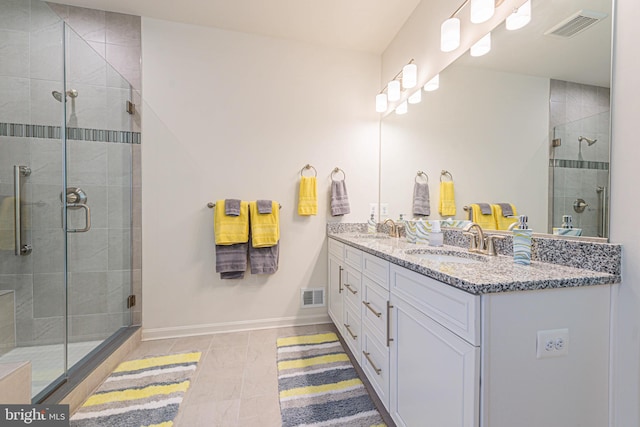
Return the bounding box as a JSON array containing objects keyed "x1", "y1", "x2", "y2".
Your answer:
[
  {"x1": 20, "y1": 244, "x2": 32, "y2": 255},
  {"x1": 573, "y1": 199, "x2": 588, "y2": 213}
]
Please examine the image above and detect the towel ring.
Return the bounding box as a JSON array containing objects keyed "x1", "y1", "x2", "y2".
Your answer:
[
  {"x1": 301, "y1": 164, "x2": 317, "y2": 177},
  {"x1": 440, "y1": 170, "x2": 453, "y2": 182},
  {"x1": 331, "y1": 167, "x2": 346, "y2": 181},
  {"x1": 415, "y1": 171, "x2": 428, "y2": 184}
]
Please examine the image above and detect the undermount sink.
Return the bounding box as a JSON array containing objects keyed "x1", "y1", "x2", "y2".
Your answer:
[
  {"x1": 404, "y1": 249, "x2": 486, "y2": 264},
  {"x1": 352, "y1": 233, "x2": 391, "y2": 239}
]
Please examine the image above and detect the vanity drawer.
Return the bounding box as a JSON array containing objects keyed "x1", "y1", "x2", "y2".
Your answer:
[
  {"x1": 362, "y1": 253, "x2": 390, "y2": 290},
  {"x1": 343, "y1": 301, "x2": 361, "y2": 357},
  {"x1": 361, "y1": 323, "x2": 390, "y2": 410},
  {"x1": 361, "y1": 276, "x2": 389, "y2": 342},
  {"x1": 390, "y1": 264, "x2": 480, "y2": 346},
  {"x1": 344, "y1": 245, "x2": 363, "y2": 270},
  {"x1": 343, "y1": 267, "x2": 362, "y2": 311},
  {"x1": 328, "y1": 238, "x2": 344, "y2": 258}
]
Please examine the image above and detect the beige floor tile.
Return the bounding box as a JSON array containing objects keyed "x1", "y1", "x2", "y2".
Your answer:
[
  {"x1": 170, "y1": 335, "x2": 214, "y2": 353},
  {"x1": 187, "y1": 366, "x2": 244, "y2": 403},
  {"x1": 127, "y1": 338, "x2": 176, "y2": 359},
  {"x1": 210, "y1": 331, "x2": 250, "y2": 348},
  {"x1": 203, "y1": 345, "x2": 248, "y2": 369},
  {"x1": 238, "y1": 394, "x2": 281, "y2": 420},
  {"x1": 275, "y1": 324, "x2": 318, "y2": 338},
  {"x1": 248, "y1": 328, "x2": 279, "y2": 348},
  {"x1": 175, "y1": 399, "x2": 240, "y2": 427},
  {"x1": 241, "y1": 370, "x2": 278, "y2": 399}
]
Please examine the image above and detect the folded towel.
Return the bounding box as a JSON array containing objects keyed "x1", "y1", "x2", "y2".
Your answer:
[
  {"x1": 438, "y1": 181, "x2": 456, "y2": 216},
  {"x1": 214, "y1": 200, "x2": 249, "y2": 245},
  {"x1": 257, "y1": 199, "x2": 273, "y2": 214},
  {"x1": 477, "y1": 203, "x2": 492, "y2": 215},
  {"x1": 492, "y1": 204, "x2": 518, "y2": 231},
  {"x1": 412, "y1": 182, "x2": 430, "y2": 216},
  {"x1": 469, "y1": 203, "x2": 497, "y2": 230},
  {"x1": 298, "y1": 176, "x2": 317, "y2": 216},
  {"x1": 495, "y1": 203, "x2": 513, "y2": 217},
  {"x1": 249, "y1": 242, "x2": 279, "y2": 274},
  {"x1": 331, "y1": 180, "x2": 351, "y2": 216},
  {"x1": 215, "y1": 243, "x2": 248, "y2": 279},
  {"x1": 225, "y1": 199, "x2": 241, "y2": 216},
  {"x1": 249, "y1": 200, "x2": 279, "y2": 248}
]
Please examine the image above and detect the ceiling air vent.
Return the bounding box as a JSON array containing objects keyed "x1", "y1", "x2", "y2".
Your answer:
[
  {"x1": 544, "y1": 9, "x2": 607, "y2": 38},
  {"x1": 301, "y1": 288, "x2": 325, "y2": 308}
]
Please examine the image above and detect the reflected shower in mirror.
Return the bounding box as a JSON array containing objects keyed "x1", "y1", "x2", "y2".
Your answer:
[{"x1": 380, "y1": 0, "x2": 612, "y2": 239}]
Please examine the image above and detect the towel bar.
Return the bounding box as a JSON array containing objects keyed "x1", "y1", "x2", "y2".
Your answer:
[{"x1": 207, "y1": 202, "x2": 282, "y2": 209}]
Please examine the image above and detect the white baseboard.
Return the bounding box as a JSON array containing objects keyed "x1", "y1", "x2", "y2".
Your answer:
[{"x1": 141, "y1": 314, "x2": 332, "y2": 341}]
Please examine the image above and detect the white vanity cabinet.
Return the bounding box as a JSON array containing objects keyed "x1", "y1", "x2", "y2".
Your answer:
[{"x1": 327, "y1": 238, "x2": 344, "y2": 332}]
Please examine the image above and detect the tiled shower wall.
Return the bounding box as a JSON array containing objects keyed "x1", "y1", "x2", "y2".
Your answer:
[{"x1": 549, "y1": 79, "x2": 610, "y2": 237}]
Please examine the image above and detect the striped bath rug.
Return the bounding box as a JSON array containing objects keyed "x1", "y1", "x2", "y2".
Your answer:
[
  {"x1": 277, "y1": 332, "x2": 386, "y2": 427},
  {"x1": 70, "y1": 351, "x2": 201, "y2": 427}
]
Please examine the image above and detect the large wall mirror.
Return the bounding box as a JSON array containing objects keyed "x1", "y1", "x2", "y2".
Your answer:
[{"x1": 380, "y1": 0, "x2": 612, "y2": 239}]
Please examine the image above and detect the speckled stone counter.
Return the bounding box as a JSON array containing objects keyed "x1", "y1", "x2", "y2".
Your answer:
[{"x1": 327, "y1": 226, "x2": 620, "y2": 295}]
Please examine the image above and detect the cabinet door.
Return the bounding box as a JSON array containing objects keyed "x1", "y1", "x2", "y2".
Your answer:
[
  {"x1": 390, "y1": 294, "x2": 479, "y2": 427},
  {"x1": 328, "y1": 254, "x2": 343, "y2": 332}
]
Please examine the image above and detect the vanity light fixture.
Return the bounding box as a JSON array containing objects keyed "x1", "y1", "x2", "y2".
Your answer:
[
  {"x1": 424, "y1": 74, "x2": 440, "y2": 92},
  {"x1": 408, "y1": 89, "x2": 422, "y2": 104},
  {"x1": 395, "y1": 101, "x2": 408, "y2": 115},
  {"x1": 402, "y1": 63, "x2": 418, "y2": 89},
  {"x1": 441, "y1": 17, "x2": 461, "y2": 52},
  {"x1": 374, "y1": 59, "x2": 416, "y2": 112},
  {"x1": 376, "y1": 93, "x2": 388, "y2": 112},
  {"x1": 470, "y1": 32, "x2": 491, "y2": 56},
  {"x1": 388, "y1": 80, "x2": 401, "y2": 102},
  {"x1": 506, "y1": 0, "x2": 531, "y2": 30},
  {"x1": 470, "y1": 0, "x2": 495, "y2": 24}
]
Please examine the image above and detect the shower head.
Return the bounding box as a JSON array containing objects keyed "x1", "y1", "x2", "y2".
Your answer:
[
  {"x1": 578, "y1": 136, "x2": 597, "y2": 146},
  {"x1": 51, "y1": 89, "x2": 79, "y2": 102}
]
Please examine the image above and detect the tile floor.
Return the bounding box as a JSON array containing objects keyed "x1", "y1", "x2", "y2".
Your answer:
[{"x1": 122, "y1": 323, "x2": 339, "y2": 427}]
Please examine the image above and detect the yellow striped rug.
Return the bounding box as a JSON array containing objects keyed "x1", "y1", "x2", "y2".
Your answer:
[
  {"x1": 70, "y1": 351, "x2": 201, "y2": 427},
  {"x1": 277, "y1": 332, "x2": 386, "y2": 427}
]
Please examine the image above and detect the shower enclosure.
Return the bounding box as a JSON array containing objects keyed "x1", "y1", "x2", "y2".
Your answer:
[{"x1": 0, "y1": 0, "x2": 139, "y2": 401}]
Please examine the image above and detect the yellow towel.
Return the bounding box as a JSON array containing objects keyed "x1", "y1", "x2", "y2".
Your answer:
[
  {"x1": 298, "y1": 176, "x2": 317, "y2": 216},
  {"x1": 214, "y1": 200, "x2": 249, "y2": 245},
  {"x1": 492, "y1": 204, "x2": 518, "y2": 231},
  {"x1": 438, "y1": 181, "x2": 456, "y2": 216},
  {"x1": 249, "y1": 201, "x2": 280, "y2": 248},
  {"x1": 469, "y1": 204, "x2": 497, "y2": 230}
]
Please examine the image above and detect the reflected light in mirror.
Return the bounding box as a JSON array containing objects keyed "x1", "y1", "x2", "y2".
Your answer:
[
  {"x1": 470, "y1": 32, "x2": 492, "y2": 57},
  {"x1": 395, "y1": 101, "x2": 408, "y2": 115},
  {"x1": 408, "y1": 89, "x2": 422, "y2": 104},
  {"x1": 424, "y1": 74, "x2": 440, "y2": 91},
  {"x1": 376, "y1": 93, "x2": 388, "y2": 112},
  {"x1": 388, "y1": 80, "x2": 401, "y2": 101},
  {"x1": 470, "y1": 0, "x2": 495, "y2": 24},
  {"x1": 402, "y1": 63, "x2": 418, "y2": 88},
  {"x1": 441, "y1": 17, "x2": 461, "y2": 52},
  {"x1": 506, "y1": 0, "x2": 532, "y2": 30}
]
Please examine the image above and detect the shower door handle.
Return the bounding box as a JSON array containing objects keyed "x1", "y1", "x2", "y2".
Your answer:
[
  {"x1": 13, "y1": 165, "x2": 32, "y2": 255},
  {"x1": 66, "y1": 203, "x2": 91, "y2": 233}
]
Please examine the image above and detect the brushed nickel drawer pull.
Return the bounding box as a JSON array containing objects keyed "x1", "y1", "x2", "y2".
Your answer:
[
  {"x1": 344, "y1": 283, "x2": 358, "y2": 295},
  {"x1": 387, "y1": 301, "x2": 394, "y2": 347},
  {"x1": 338, "y1": 266, "x2": 343, "y2": 293},
  {"x1": 363, "y1": 351, "x2": 382, "y2": 375},
  {"x1": 363, "y1": 301, "x2": 382, "y2": 318},
  {"x1": 344, "y1": 324, "x2": 357, "y2": 340}
]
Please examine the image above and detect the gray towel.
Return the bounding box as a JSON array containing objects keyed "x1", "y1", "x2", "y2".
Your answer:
[
  {"x1": 496, "y1": 203, "x2": 513, "y2": 217},
  {"x1": 412, "y1": 182, "x2": 430, "y2": 216},
  {"x1": 331, "y1": 180, "x2": 351, "y2": 216},
  {"x1": 250, "y1": 242, "x2": 279, "y2": 274},
  {"x1": 215, "y1": 243, "x2": 247, "y2": 279},
  {"x1": 225, "y1": 199, "x2": 241, "y2": 216},
  {"x1": 477, "y1": 203, "x2": 492, "y2": 215},
  {"x1": 257, "y1": 199, "x2": 272, "y2": 214}
]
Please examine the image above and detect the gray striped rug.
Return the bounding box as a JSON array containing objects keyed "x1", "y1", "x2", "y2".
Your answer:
[
  {"x1": 70, "y1": 351, "x2": 201, "y2": 426},
  {"x1": 277, "y1": 332, "x2": 386, "y2": 427}
]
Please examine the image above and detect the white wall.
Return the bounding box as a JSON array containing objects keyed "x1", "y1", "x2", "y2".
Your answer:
[
  {"x1": 380, "y1": 65, "x2": 549, "y2": 231},
  {"x1": 610, "y1": 0, "x2": 640, "y2": 425},
  {"x1": 140, "y1": 18, "x2": 380, "y2": 338}
]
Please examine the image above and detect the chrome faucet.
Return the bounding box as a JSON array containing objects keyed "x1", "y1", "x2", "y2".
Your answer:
[
  {"x1": 383, "y1": 219, "x2": 399, "y2": 238},
  {"x1": 462, "y1": 222, "x2": 485, "y2": 252}
]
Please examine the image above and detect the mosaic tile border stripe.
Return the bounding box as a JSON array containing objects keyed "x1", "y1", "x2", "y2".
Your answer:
[
  {"x1": 0, "y1": 122, "x2": 141, "y2": 144},
  {"x1": 550, "y1": 159, "x2": 609, "y2": 170}
]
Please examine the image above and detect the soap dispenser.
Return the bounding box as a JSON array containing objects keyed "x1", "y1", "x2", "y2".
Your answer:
[
  {"x1": 513, "y1": 215, "x2": 532, "y2": 265},
  {"x1": 367, "y1": 214, "x2": 377, "y2": 234},
  {"x1": 429, "y1": 220, "x2": 444, "y2": 247}
]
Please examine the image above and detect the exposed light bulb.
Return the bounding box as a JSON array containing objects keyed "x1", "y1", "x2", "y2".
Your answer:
[
  {"x1": 376, "y1": 93, "x2": 388, "y2": 112},
  {"x1": 408, "y1": 90, "x2": 422, "y2": 104},
  {"x1": 388, "y1": 80, "x2": 401, "y2": 102},
  {"x1": 395, "y1": 101, "x2": 408, "y2": 115},
  {"x1": 423, "y1": 74, "x2": 440, "y2": 92},
  {"x1": 402, "y1": 63, "x2": 417, "y2": 89},
  {"x1": 506, "y1": 0, "x2": 531, "y2": 30},
  {"x1": 470, "y1": 0, "x2": 495, "y2": 24},
  {"x1": 440, "y1": 18, "x2": 460, "y2": 52},
  {"x1": 470, "y1": 32, "x2": 491, "y2": 57}
]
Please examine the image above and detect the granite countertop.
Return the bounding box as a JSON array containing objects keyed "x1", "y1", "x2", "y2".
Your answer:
[{"x1": 328, "y1": 232, "x2": 620, "y2": 295}]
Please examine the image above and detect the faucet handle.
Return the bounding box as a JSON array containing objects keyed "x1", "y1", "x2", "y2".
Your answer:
[
  {"x1": 463, "y1": 232, "x2": 479, "y2": 252},
  {"x1": 484, "y1": 235, "x2": 506, "y2": 256}
]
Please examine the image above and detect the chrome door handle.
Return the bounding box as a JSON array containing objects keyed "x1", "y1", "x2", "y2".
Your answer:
[
  {"x1": 67, "y1": 203, "x2": 91, "y2": 233},
  {"x1": 13, "y1": 165, "x2": 32, "y2": 256}
]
